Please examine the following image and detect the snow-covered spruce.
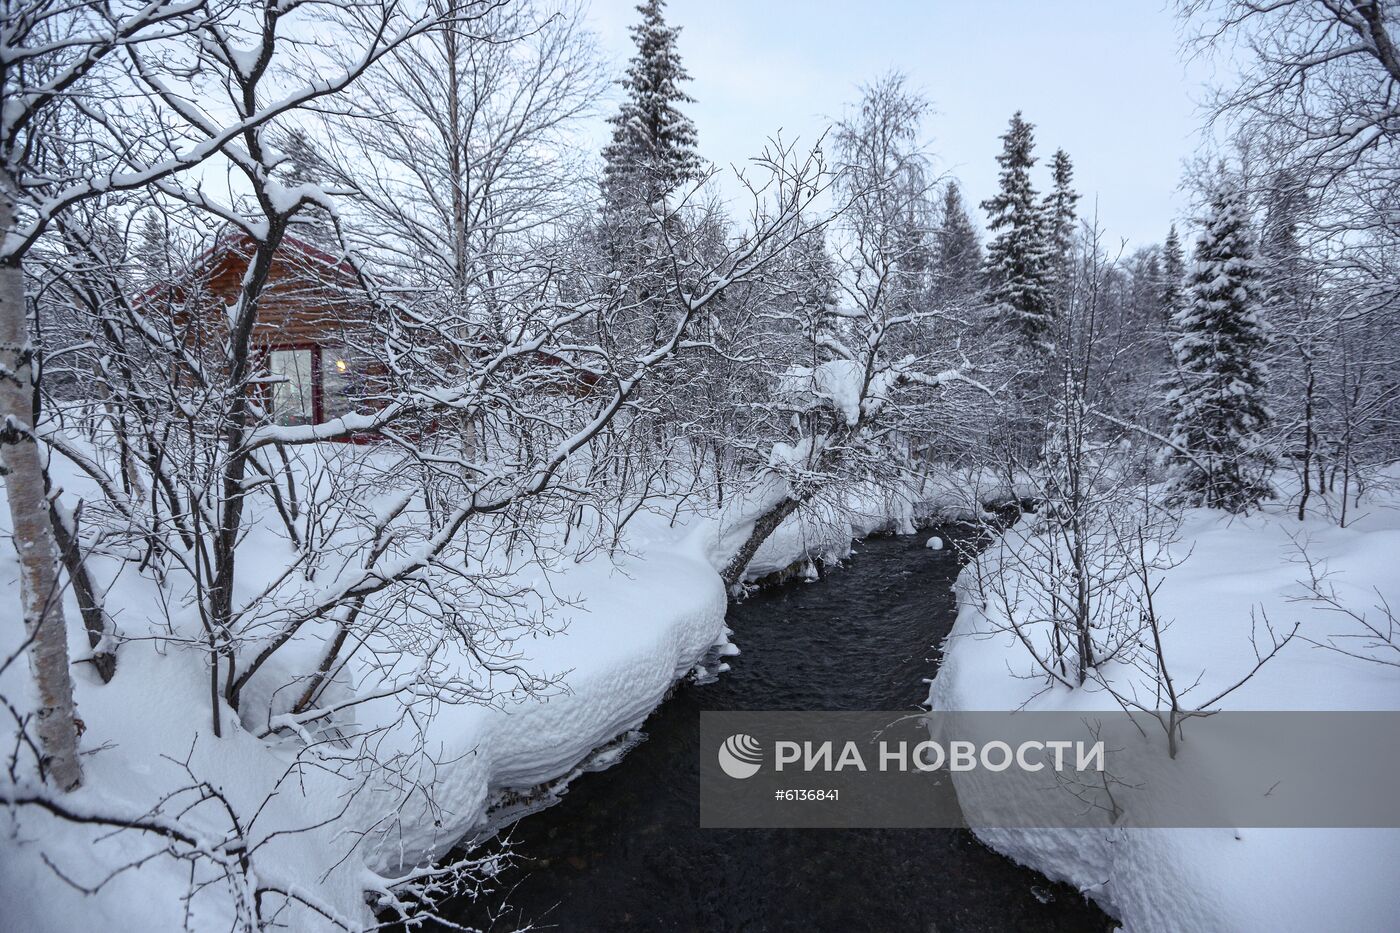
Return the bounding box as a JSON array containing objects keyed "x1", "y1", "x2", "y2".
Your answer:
[
  {"x1": 981, "y1": 111, "x2": 1056, "y2": 358},
  {"x1": 1165, "y1": 180, "x2": 1274, "y2": 514}
]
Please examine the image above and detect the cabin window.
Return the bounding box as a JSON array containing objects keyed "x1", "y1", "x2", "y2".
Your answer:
[
  {"x1": 320, "y1": 345, "x2": 361, "y2": 422},
  {"x1": 265, "y1": 344, "x2": 367, "y2": 427},
  {"x1": 268, "y1": 347, "x2": 315, "y2": 426}
]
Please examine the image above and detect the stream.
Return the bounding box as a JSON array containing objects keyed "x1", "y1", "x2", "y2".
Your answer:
[{"x1": 429, "y1": 528, "x2": 1113, "y2": 932}]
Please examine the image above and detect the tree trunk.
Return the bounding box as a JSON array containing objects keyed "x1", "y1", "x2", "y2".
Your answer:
[
  {"x1": 0, "y1": 183, "x2": 83, "y2": 790},
  {"x1": 212, "y1": 228, "x2": 283, "y2": 725},
  {"x1": 47, "y1": 499, "x2": 116, "y2": 682},
  {"x1": 1297, "y1": 365, "x2": 1315, "y2": 522},
  {"x1": 719, "y1": 494, "x2": 802, "y2": 591}
]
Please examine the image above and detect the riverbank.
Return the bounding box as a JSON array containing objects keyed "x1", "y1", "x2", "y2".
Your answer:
[
  {"x1": 928, "y1": 473, "x2": 1400, "y2": 931},
  {"x1": 0, "y1": 448, "x2": 951, "y2": 930}
]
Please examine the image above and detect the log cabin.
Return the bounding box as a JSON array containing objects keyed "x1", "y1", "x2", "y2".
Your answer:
[
  {"x1": 139, "y1": 230, "x2": 383, "y2": 433},
  {"x1": 135, "y1": 229, "x2": 599, "y2": 444}
]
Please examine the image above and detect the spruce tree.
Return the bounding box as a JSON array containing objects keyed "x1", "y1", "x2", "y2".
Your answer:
[
  {"x1": 1043, "y1": 148, "x2": 1079, "y2": 271},
  {"x1": 1258, "y1": 173, "x2": 1308, "y2": 322},
  {"x1": 933, "y1": 181, "x2": 982, "y2": 304},
  {"x1": 1166, "y1": 182, "x2": 1274, "y2": 513},
  {"x1": 278, "y1": 129, "x2": 337, "y2": 244},
  {"x1": 1041, "y1": 148, "x2": 1079, "y2": 324},
  {"x1": 135, "y1": 212, "x2": 174, "y2": 289},
  {"x1": 1160, "y1": 223, "x2": 1186, "y2": 326},
  {"x1": 601, "y1": 0, "x2": 702, "y2": 208},
  {"x1": 981, "y1": 112, "x2": 1054, "y2": 355},
  {"x1": 891, "y1": 195, "x2": 935, "y2": 314},
  {"x1": 1130, "y1": 248, "x2": 1162, "y2": 322}
]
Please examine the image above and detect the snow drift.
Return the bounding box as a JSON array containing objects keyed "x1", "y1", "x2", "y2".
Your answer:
[{"x1": 928, "y1": 475, "x2": 1400, "y2": 932}]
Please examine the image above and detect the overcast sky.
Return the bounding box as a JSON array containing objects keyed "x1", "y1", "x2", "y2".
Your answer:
[{"x1": 583, "y1": 0, "x2": 1216, "y2": 250}]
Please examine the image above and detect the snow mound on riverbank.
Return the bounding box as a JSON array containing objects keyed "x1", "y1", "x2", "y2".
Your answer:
[
  {"x1": 736, "y1": 475, "x2": 995, "y2": 581},
  {"x1": 2, "y1": 439, "x2": 932, "y2": 930},
  {"x1": 0, "y1": 445, "x2": 740, "y2": 931},
  {"x1": 376, "y1": 541, "x2": 730, "y2": 858},
  {"x1": 928, "y1": 473, "x2": 1400, "y2": 932}
]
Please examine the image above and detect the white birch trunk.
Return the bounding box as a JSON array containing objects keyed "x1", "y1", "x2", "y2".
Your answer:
[{"x1": 0, "y1": 180, "x2": 83, "y2": 791}]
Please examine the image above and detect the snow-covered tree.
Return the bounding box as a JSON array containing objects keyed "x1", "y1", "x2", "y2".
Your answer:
[
  {"x1": 1257, "y1": 170, "x2": 1331, "y2": 519},
  {"x1": 981, "y1": 112, "x2": 1055, "y2": 356},
  {"x1": 1167, "y1": 181, "x2": 1274, "y2": 512},
  {"x1": 1258, "y1": 173, "x2": 1309, "y2": 326},
  {"x1": 133, "y1": 211, "x2": 176, "y2": 289},
  {"x1": 276, "y1": 129, "x2": 338, "y2": 244},
  {"x1": 308, "y1": 0, "x2": 600, "y2": 307},
  {"x1": 703, "y1": 82, "x2": 986, "y2": 590},
  {"x1": 1188, "y1": 1, "x2": 1400, "y2": 260},
  {"x1": 783, "y1": 226, "x2": 842, "y2": 351},
  {"x1": 601, "y1": 0, "x2": 702, "y2": 208},
  {"x1": 933, "y1": 181, "x2": 982, "y2": 305},
  {"x1": 1159, "y1": 223, "x2": 1186, "y2": 327},
  {"x1": 834, "y1": 72, "x2": 935, "y2": 326},
  {"x1": 1129, "y1": 247, "x2": 1162, "y2": 324},
  {"x1": 1043, "y1": 148, "x2": 1080, "y2": 274}
]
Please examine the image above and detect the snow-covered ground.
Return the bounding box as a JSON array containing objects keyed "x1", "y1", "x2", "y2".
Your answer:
[
  {"x1": 929, "y1": 472, "x2": 1400, "y2": 932},
  {"x1": 0, "y1": 442, "x2": 929, "y2": 930},
  {"x1": 31, "y1": 425, "x2": 1377, "y2": 933}
]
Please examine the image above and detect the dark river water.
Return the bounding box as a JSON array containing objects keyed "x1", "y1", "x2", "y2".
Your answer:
[{"x1": 429, "y1": 530, "x2": 1112, "y2": 932}]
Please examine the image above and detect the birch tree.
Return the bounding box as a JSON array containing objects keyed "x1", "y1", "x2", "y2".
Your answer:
[
  {"x1": 709, "y1": 79, "x2": 990, "y2": 589},
  {"x1": 0, "y1": 0, "x2": 230, "y2": 793},
  {"x1": 0, "y1": 0, "x2": 530, "y2": 785}
]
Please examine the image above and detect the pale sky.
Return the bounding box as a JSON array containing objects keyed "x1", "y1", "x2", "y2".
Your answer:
[{"x1": 583, "y1": 0, "x2": 1217, "y2": 250}]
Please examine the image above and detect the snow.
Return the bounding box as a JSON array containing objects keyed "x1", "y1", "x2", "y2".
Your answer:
[
  {"x1": 928, "y1": 472, "x2": 1400, "y2": 932},
  {"x1": 925, "y1": 536, "x2": 944, "y2": 550},
  {"x1": 1, "y1": 437, "x2": 927, "y2": 930},
  {"x1": 225, "y1": 44, "x2": 263, "y2": 81},
  {"x1": 768, "y1": 435, "x2": 816, "y2": 469},
  {"x1": 734, "y1": 481, "x2": 924, "y2": 580},
  {"x1": 263, "y1": 178, "x2": 339, "y2": 218},
  {"x1": 778, "y1": 359, "x2": 866, "y2": 426}
]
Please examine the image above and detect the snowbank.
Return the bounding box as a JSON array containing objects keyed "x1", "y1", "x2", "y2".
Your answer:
[
  {"x1": 928, "y1": 475, "x2": 1400, "y2": 932},
  {"x1": 1, "y1": 442, "x2": 929, "y2": 930},
  {"x1": 0, "y1": 498, "x2": 730, "y2": 930},
  {"x1": 741, "y1": 483, "x2": 919, "y2": 580},
  {"x1": 723, "y1": 470, "x2": 1005, "y2": 583}
]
